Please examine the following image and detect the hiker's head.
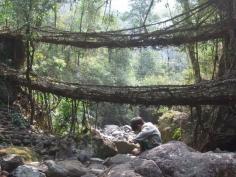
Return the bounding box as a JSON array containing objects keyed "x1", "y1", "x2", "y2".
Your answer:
[{"x1": 130, "y1": 117, "x2": 144, "y2": 132}]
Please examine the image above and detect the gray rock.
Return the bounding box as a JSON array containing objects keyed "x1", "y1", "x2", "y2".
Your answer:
[
  {"x1": 92, "y1": 134, "x2": 118, "y2": 159},
  {"x1": 1, "y1": 154, "x2": 24, "y2": 172},
  {"x1": 86, "y1": 158, "x2": 106, "y2": 176},
  {"x1": 43, "y1": 160, "x2": 88, "y2": 177},
  {"x1": 114, "y1": 141, "x2": 138, "y2": 154},
  {"x1": 101, "y1": 141, "x2": 236, "y2": 177},
  {"x1": 55, "y1": 137, "x2": 77, "y2": 160},
  {"x1": 88, "y1": 163, "x2": 106, "y2": 170},
  {"x1": 22, "y1": 138, "x2": 31, "y2": 145},
  {"x1": 89, "y1": 158, "x2": 104, "y2": 163},
  {"x1": 141, "y1": 141, "x2": 236, "y2": 177},
  {"x1": 78, "y1": 149, "x2": 94, "y2": 163},
  {"x1": 100, "y1": 163, "x2": 142, "y2": 177},
  {"x1": 103, "y1": 154, "x2": 136, "y2": 166},
  {"x1": 101, "y1": 125, "x2": 135, "y2": 142},
  {"x1": 89, "y1": 168, "x2": 104, "y2": 175},
  {"x1": 11, "y1": 139, "x2": 22, "y2": 146},
  {"x1": 103, "y1": 125, "x2": 120, "y2": 135},
  {"x1": 131, "y1": 158, "x2": 163, "y2": 177},
  {"x1": 0, "y1": 170, "x2": 9, "y2": 177},
  {"x1": 101, "y1": 158, "x2": 164, "y2": 177},
  {"x1": 81, "y1": 173, "x2": 97, "y2": 177},
  {"x1": 10, "y1": 165, "x2": 46, "y2": 177}
]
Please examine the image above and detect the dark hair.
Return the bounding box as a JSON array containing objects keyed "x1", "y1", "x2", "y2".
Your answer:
[{"x1": 130, "y1": 117, "x2": 144, "y2": 131}]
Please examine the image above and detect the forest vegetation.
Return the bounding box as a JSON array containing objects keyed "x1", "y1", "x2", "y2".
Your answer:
[{"x1": 0, "y1": 0, "x2": 235, "y2": 152}]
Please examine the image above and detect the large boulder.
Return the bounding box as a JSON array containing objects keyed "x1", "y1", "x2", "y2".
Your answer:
[
  {"x1": 43, "y1": 160, "x2": 88, "y2": 177},
  {"x1": 101, "y1": 158, "x2": 163, "y2": 177},
  {"x1": 113, "y1": 141, "x2": 138, "y2": 154},
  {"x1": 102, "y1": 154, "x2": 163, "y2": 177},
  {"x1": 103, "y1": 154, "x2": 136, "y2": 166},
  {"x1": 1, "y1": 154, "x2": 24, "y2": 173},
  {"x1": 81, "y1": 173, "x2": 97, "y2": 177},
  {"x1": 101, "y1": 163, "x2": 142, "y2": 177},
  {"x1": 92, "y1": 129, "x2": 118, "y2": 159},
  {"x1": 101, "y1": 141, "x2": 236, "y2": 177},
  {"x1": 131, "y1": 158, "x2": 163, "y2": 177},
  {"x1": 93, "y1": 137, "x2": 117, "y2": 159},
  {"x1": 141, "y1": 141, "x2": 236, "y2": 177},
  {"x1": 10, "y1": 165, "x2": 46, "y2": 177},
  {"x1": 77, "y1": 148, "x2": 94, "y2": 163}
]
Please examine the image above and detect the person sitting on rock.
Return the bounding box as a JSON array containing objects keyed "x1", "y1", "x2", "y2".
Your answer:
[{"x1": 130, "y1": 117, "x2": 162, "y2": 155}]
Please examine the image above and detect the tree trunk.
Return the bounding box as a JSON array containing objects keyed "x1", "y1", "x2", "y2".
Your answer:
[
  {"x1": 181, "y1": 0, "x2": 202, "y2": 83},
  {"x1": 187, "y1": 44, "x2": 201, "y2": 83},
  {"x1": 197, "y1": 0, "x2": 236, "y2": 152},
  {"x1": 0, "y1": 37, "x2": 25, "y2": 104}
]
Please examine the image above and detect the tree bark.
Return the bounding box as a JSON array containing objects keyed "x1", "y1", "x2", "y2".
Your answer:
[
  {"x1": 197, "y1": 0, "x2": 236, "y2": 151},
  {"x1": 187, "y1": 44, "x2": 201, "y2": 83}
]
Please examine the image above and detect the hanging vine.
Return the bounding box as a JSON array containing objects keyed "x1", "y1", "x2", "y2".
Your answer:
[
  {"x1": 69, "y1": 99, "x2": 78, "y2": 135},
  {"x1": 81, "y1": 101, "x2": 89, "y2": 134},
  {"x1": 25, "y1": 0, "x2": 35, "y2": 125},
  {"x1": 95, "y1": 103, "x2": 99, "y2": 129}
]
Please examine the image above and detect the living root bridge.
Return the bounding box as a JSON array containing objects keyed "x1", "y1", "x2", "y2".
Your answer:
[
  {"x1": 0, "y1": 20, "x2": 228, "y2": 49},
  {"x1": 1, "y1": 65, "x2": 236, "y2": 106}
]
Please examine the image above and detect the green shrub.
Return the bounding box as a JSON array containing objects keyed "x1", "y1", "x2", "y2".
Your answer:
[{"x1": 172, "y1": 128, "x2": 183, "y2": 141}]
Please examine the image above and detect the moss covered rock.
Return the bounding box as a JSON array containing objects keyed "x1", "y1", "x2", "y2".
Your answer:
[
  {"x1": 0, "y1": 146, "x2": 39, "y2": 162},
  {"x1": 158, "y1": 111, "x2": 192, "y2": 144}
]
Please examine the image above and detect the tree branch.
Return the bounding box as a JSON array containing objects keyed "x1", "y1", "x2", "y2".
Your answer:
[{"x1": 143, "y1": 0, "x2": 155, "y2": 26}]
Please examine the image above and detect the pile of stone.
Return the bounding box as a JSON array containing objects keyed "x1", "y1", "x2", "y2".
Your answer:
[
  {"x1": 0, "y1": 106, "x2": 79, "y2": 160},
  {"x1": 1, "y1": 141, "x2": 235, "y2": 177},
  {"x1": 101, "y1": 125, "x2": 135, "y2": 142},
  {"x1": 77, "y1": 124, "x2": 138, "y2": 160},
  {"x1": 100, "y1": 141, "x2": 236, "y2": 177},
  {"x1": 0, "y1": 154, "x2": 106, "y2": 177},
  {"x1": 0, "y1": 105, "x2": 138, "y2": 160},
  {"x1": 1, "y1": 106, "x2": 235, "y2": 177}
]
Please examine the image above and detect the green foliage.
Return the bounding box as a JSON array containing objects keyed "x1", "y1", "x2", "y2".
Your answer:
[
  {"x1": 0, "y1": 0, "x2": 216, "y2": 135},
  {"x1": 0, "y1": 0, "x2": 13, "y2": 25},
  {"x1": 198, "y1": 42, "x2": 216, "y2": 80},
  {"x1": 53, "y1": 99, "x2": 73, "y2": 135},
  {"x1": 0, "y1": 0, "x2": 55, "y2": 28},
  {"x1": 124, "y1": 0, "x2": 158, "y2": 27},
  {"x1": 156, "y1": 106, "x2": 170, "y2": 115},
  {"x1": 29, "y1": 0, "x2": 190, "y2": 131},
  {"x1": 172, "y1": 128, "x2": 183, "y2": 141}
]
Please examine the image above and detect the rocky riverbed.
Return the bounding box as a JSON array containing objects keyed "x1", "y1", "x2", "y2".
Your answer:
[{"x1": 0, "y1": 106, "x2": 236, "y2": 177}]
